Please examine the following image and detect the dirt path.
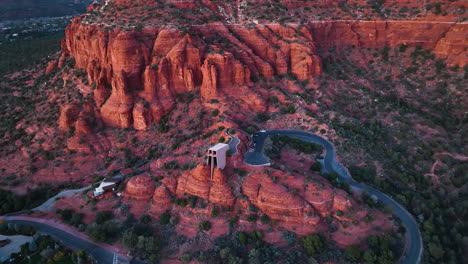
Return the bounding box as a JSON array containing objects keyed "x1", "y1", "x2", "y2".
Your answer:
[{"x1": 33, "y1": 185, "x2": 91, "y2": 211}]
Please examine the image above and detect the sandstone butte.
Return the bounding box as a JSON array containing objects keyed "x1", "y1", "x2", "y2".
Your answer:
[
  {"x1": 123, "y1": 174, "x2": 156, "y2": 200},
  {"x1": 121, "y1": 162, "x2": 382, "y2": 241},
  {"x1": 53, "y1": 0, "x2": 467, "y2": 132}
]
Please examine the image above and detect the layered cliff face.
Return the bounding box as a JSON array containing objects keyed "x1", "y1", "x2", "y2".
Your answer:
[
  {"x1": 241, "y1": 171, "x2": 366, "y2": 229},
  {"x1": 123, "y1": 175, "x2": 156, "y2": 200},
  {"x1": 176, "y1": 164, "x2": 236, "y2": 207},
  {"x1": 306, "y1": 20, "x2": 467, "y2": 67},
  {"x1": 58, "y1": 0, "x2": 466, "y2": 131},
  {"x1": 60, "y1": 17, "x2": 321, "y2": 129}
]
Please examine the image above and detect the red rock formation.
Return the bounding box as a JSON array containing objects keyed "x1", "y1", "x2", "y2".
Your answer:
[
  {"x1": 58, "y1": 104, "x2": 79, "y2": 131},
  {"x1": 57, "y1": 3, "x2": 466, "y2": 131},
  {"x1": 150, "y1": 184, "x2": 172, "y2": 215},
  {"x1": 176, "y1": 165, "x2": 211, "y2": 199},
  {"x1": 176, "y1": 165, "x2": 236, "y2": 206},
  {"x1": 306, "y1": 20, "x2": 467, "y2": 66},
  {"x1": 45, "y1": 60, "x2": 58, "y2": 75},
  {"x1": 303, "y1": 179, "x2": 335, "y2": 217},
  {"x1": 124, "y1": 175, "x2": 156, "y2": 201},
  {"x1": 209, "y1": 168, "x2": 236, "y2": 206},
  {"x1": 332, "y1": 189, "x2": 355, "y2": 213},
  {"x1": 242, "y1": 172, "x2": 320, "y2": 226},
  {"x1": 434, "y1": 23, "x2": 468, "y2": 67},
  {"x1": 161, "y1": 176, "x2": 178, "y2": 194},
  {"x1": 60, "y1": 18, "x2": 323, "y2": 129}
]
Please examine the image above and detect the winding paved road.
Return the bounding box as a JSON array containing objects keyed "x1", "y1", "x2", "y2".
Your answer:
[
  {"x1": 244, "y1": 129, "x2": 423, "y2": 264},
  {"x1": 225, "y1": 129, "x2": 241, "y2": 154},
  {"x1": 2, "y1": 217, "x2": 145, "y2": 264},
  {"x1": 0, "y1": 216, "x2": 149, "y2": 263}
]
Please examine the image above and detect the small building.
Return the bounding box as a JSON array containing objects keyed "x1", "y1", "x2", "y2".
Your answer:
[
  {"x1": 205, "y1": 143, "x2": 229, "y2": 180},
  {"x1": 93, "y1": 178, "x2": 122, "y2": 197}
]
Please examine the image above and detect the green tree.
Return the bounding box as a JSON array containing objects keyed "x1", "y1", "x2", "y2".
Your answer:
[
  {"x1": 301, "y1": 233, "x2": 326, "y2": 256},
  {"x1": 139, "y1": 214, "x2": 151, "y2": 224},
  {"x1": 122, "y1": 229, "x2": 138, "y2": 249},
  {"x1": 310, "y1": 162, "x2": 322, "y2": 172},
  {"x1": 363, "y1": 249, "x2": 377, "y2": 263},
  {"x1": 198, "y1": 221, "x2": 211, "y2": 231},
  {"x1": 428, "y1": 242, "x2": 445, "y2": 259},
  {"x1": 144, "y1": 237, "x2": 160, "y2": 254},
  {"x1": 238, "y1": 231, "x2": 248, "y2": 245},
  {"x1": 95, "y1": 211, "x2": 114, "y2": 224},
  {"x1": 344, "y1": 245, "x2": 361, "y2": 261},
  {"x1": 159, "y1": 211, "x2": 171, "y2": 225}
]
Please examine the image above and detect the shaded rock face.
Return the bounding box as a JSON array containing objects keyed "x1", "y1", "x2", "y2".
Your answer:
[
  {"x1": 242, "y1": 172, "x2": 320, "y2": 226},
  {"x1": 242, "y1": 171, "x2": 363, "y2": 227},
  {"x1": 45, "y1": 60, "x2": 58, "y2": 75},
  {"x1": 62, "y1": 19, "x2": 322, "y2": 129},
  {"x1": 57, "y1": 3, "x2": 466, "y2": 131},
  {"x1": 306, "y1": 20, "x2": 467, "y2": 67},
  {"x1": 176, "y1": 164, "x2": 236, "y2": 206},
  {"x1": 124, "y1": 175, "x2": 156, "y2": 201},
  {"x1": 58, "y1": 103, "x2": 100, "y2": 135}
]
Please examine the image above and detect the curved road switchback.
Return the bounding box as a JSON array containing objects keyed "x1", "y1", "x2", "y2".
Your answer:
[
  {"x1": 225, "y1": 129, "x2": 241, "y2": 154},
  {"x1": 2, "y1": 216, "x2": 146, "y2": 264},
  {"x1": 244, "y1": 129, "x2": 423, "y2": 264}
]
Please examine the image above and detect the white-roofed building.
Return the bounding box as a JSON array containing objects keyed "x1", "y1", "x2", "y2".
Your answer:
[
  {"x1": 205, "y1": 143, "x2": 229, "y2": 180},
  {"x1": 93, "y1": 178, "x2": 121, "y2": 197}
]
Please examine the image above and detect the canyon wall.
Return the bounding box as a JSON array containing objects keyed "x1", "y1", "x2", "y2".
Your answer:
[
  {"x1": 60, "y1": 14, "x2": 466, "y2": 129},
  {"x1": 306, "y1": 20, "x2": 467, "y2": 66},
  {"x1": 61, "y1": 18, "x2": 321, "y2": 129}
]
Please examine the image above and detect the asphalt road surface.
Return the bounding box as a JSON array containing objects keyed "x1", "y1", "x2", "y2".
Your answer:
[
  {"x1": 2, "y1": 217, "x2": 146, "y2": 264},
  {"x1": 244, "y1": 129, "x2": 423, "y2": 264}
]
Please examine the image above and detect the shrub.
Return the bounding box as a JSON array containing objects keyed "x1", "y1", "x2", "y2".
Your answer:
[
  {"x1": 211, "y1": 207, "x2": 219, "y2": 217},
  {"x1": 238, "y1": 231, "x2": 248, "y2": 245},
  {"x1": 198, "y1": 221, "x2": 211, "y2": 231},
  {"x1": 255, "y1": 112, "x2": 270, "y2": 123},
  {"x1": 301, "y1": 233, "x2": 326, "y2": 256},
  {"x1": 211, "y1": 109, "x2": 219, "y2": 117},
  {"x1": 247, "y1": 214, "x2": 258, "y2": 222},
  {"x1": 95, "y1": 211, "x2": 114, "y2": 224},
  {"x1": 140, "y1": 214, "x2": 151, "y2": 224},
  {"x1": 260, "y1": 214, "x2": 270, "y2": 224},
  {"x1": 174, "y1": 198, "x2": 187, "y2": 207},
  {"x1": 310, "y1": 162, "x2": 322, "y2": 172},
  {"x1": 87, "y1": 222, "x2": 119, "y2": 243},
  {"x1": 344, "y1": 245, "x2": 362, "y2": 261}
]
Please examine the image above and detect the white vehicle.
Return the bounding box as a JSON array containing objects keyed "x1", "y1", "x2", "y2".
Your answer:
[{"x1": 259, "y1": 130, "x2": 267, "y2": 132}]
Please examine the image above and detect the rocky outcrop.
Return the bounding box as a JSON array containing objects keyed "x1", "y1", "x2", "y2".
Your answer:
[
  {"x1": 176, "y1": 165, "x2": 211, "y2": 199},
  {"x1": 56, "y1": 2, "x2": 466, "y2": 131},
  {"x1": 332, "y1": 189, "x2": 355, "y2": 212},
  {"x1": 176, "y1": 165, "x2": 236, "y2": 206},
  {"x1": 60, "y1": 18, "x2": 323, "y2": 129},
  {"x1": 150, "y1": 184, "x2": 173, "y2": 215},
  {"x1": 242, "y1": 172, "x2": 321, "y2": 226},
  {"x1": 124, "y1": 175, "x2": 156, "y2": 201},
  {"x1": 45, "y1": 60, "x2": 58, "y2": 75},
  {"x1": 58, "y1": 104, "x2": 80, "y2": 131},
  {"x1": 306, "y1": 20, "x2": 467, "y2": 66},
  {"x1": 242, "y1": 169, "x2": 365, "y2": 227},
  {"x1": 303, "y1": 178, "x2": 335, "y2": 217},
  {"x1": 209, "y1": 168, "x2": 236, "y2": 206}
]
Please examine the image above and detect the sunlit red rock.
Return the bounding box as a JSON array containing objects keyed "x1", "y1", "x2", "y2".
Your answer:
[
  {"x1": 150, "y1": 184, "x2": 172, "y2": 215},
  {"x1": 124, "y1": 175, "x2": 156, "y2": 201}
]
